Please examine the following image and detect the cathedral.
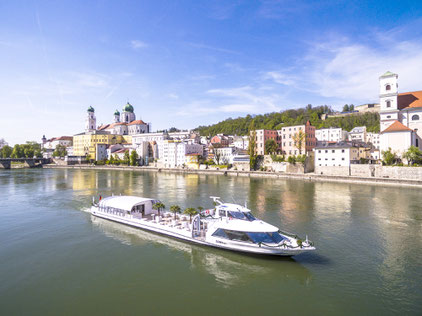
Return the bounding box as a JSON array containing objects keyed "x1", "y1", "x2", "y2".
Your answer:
[
  {"x1": 86, "y1": 102, "x2": 151, "y2": 135},
  {"x1": 379, "y1": 71, "x2": 422, "y2": 156}
]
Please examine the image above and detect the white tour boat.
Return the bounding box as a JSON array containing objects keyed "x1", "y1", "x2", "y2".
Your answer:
[{"x1": 90, "y1": 195, "x2": 315, "y2": 256}]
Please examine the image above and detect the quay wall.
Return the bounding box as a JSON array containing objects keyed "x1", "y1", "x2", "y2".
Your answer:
[
  {"x1": 315, "y1": 164, "x2": 422, "y2": 181},
  {"x1": 42, "y1": 164, "x2": 422, "y2": 187}
]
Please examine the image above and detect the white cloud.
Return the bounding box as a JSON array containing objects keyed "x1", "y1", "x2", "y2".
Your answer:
[
  {"x1": 265, "y1": 36, "x2": 422, "y2": 104},
  {"x1": 130, "y1": 40, "x2": 148, "y2": 50}
]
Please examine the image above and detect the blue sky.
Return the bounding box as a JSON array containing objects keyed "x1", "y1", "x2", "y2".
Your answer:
[{"x1": 1, "y1": 0, "x2": 422, "y2": 144}]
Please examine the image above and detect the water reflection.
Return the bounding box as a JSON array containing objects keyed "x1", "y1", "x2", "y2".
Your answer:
[{"x1": 90, "y1": 216, "x2": 312, "y2": 288}]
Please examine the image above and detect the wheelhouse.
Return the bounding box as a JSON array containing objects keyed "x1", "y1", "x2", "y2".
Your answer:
[{"x1": 215, "y1": 204, "x2": 256, "y2": 221}]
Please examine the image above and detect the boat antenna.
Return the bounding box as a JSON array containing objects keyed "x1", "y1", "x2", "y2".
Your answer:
[{"x1": 210, "y1": 196, "x2": 222, "y2": 205}]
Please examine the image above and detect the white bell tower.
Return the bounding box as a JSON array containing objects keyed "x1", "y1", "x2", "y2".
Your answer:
[
  {"x1": 379, "y1": 71, "x2": 399, "y2": 131},
  {"x1": 85, "y1": 106, "x2": 97, "y2": 132}
]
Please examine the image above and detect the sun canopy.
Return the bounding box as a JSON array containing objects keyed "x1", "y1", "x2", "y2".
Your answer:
[{"x1": 99, "y1": 196, "x2": 156, "y2": 212}]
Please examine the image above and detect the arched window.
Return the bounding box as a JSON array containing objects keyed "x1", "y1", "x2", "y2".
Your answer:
[
  {"x1": 386, "y1": 101, "x2": 391, "y2": 108},
  {"x1": 412, "y1": 114, "x2": 420, "y2": 121},
  {"x1": 386, "y1": 84, "x2": 391, "y2": 91}
]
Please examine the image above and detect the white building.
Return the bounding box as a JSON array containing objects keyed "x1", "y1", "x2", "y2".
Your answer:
[
  {"x1": 315, "y1": 128, "x2": 348, "y2": 142},
  {"x1": 314, "y1": 141, "x2": 369, "y2": 167},
  {"x1": 158, "y1": 141, "x2": 203, "y2": 168},
  {"x1": 232, "y1": 136, "x2": 249, "y2": 150},
  {"x1": 349, "y1": 126, "x2": 367, "y2": 143},
  {"x1": 0, "y1": 138, "x2": 7, "y2": 150},
  {"x1": 379, "y1": 71, "x2": 422, "y2": 156},
  {"x1": 98, "y1": 102, "x2": 151, "y2": 136},
  {"x1": 367, "y1": 132, "x2": 380, "y2": 149},
  {"x1": 95, "y1": 144, "x2": 108, "y2": 161}
]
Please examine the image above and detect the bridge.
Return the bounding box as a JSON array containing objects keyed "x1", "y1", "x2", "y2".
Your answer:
[{"x1": 0, "y1": 158, "x2": 52, "y2": 169}]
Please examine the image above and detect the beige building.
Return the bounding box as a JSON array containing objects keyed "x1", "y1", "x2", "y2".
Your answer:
[
  {"x1": 73, "y1": 130, "x2": 131, "y2": 159},
  {"x1": 280, "y1": 121, "x2": 316, "y2": 156}
]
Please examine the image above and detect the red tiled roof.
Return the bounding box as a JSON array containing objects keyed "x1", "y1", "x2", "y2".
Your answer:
[
  {"x1": 128, "y1": 120, "x2": 146, "y2": 126},
  {"x1": 398, "y1": 90, "x2": 422, "y2": 110},
  {"x1": 56, "y1": 136, "x2": 73, "y2": 141},
  {"x1": 381, "y1": 120, "x2": 413, "y2": 133}
]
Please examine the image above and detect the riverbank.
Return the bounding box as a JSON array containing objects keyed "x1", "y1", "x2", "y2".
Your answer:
[{"x1": 42, "y1": 164, "x2": 422, "y2": 187}]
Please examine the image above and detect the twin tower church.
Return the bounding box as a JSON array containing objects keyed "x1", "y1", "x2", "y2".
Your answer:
[
  {"x1": 85, "y1": 102, "x2": 151, "y2": 136},
  {"x1": 379, "y1": 71, "x2": 422, "y2": 155}
]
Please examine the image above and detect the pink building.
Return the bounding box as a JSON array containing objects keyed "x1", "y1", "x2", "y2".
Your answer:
[
  {"x1": 251, "y1": 129, "x2": 281, "y2": 155},
  {"x1": 210, "y1": 134, "x2": 230, "y2": 146},
  {"x1": 280, "y1": 121, "x2": 316, "y2": 156}
]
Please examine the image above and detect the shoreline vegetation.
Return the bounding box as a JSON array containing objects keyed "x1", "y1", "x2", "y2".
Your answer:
[{"x1": 42, "y1": 164, "x2": 422, "y2": 187}]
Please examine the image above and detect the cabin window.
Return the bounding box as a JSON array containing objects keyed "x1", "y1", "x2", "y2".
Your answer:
[
  {"x1": 412, "y1": 114, "x2": 420, "y2": 121},
  {"x1": 212, "y1": 229, "x2": 228, "y2": 239},
  {"x1": 228, "y1": 211, "x2": 256, "y2": 221},
  {"x1": 247, "y1": 232, "x2": 284, "y2": 244}
]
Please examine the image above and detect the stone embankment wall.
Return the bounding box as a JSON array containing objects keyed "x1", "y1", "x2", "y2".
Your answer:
[{"x1": 315, "y1": 165, "x2": 422, "y2": 180}]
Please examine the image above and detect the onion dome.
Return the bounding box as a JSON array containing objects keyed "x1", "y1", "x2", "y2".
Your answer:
[
  {"x1": 122, "y1": 102, "x2": 134, "y2": 113},
  {"x1": 87, "y1": 106, "x2": 95, "y2": 112},
  {"x1": 114, "y1": 109, "x2": 120, "y2": 116}
]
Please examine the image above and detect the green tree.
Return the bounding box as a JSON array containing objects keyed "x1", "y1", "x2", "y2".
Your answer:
[
  {"x1": 265, "y1": 139, "x2": 278, "y2": 155},
  {"x1": 183, "y1": 207, "x2": 198, "y2": 222},
  {"x1": 11, "y1": 144, "x2": 24, "y2": 158},
  {"x1": 292, "y1": 130, "x2": 306, "y2": 154},
  {"x1": 349, "y1": 104, "x2": 355, "y2": 111},
  {"x1": 342, "y1": 104, "x2": 349, "y2": 112},
  {"x1": 169, "y1": 205, "x2": 181, "y2": 219},
  {"x1": 130, "y1": 150, "x2": 139, "y2": 166},
  {"x1": 123, "y1": 151, "x2": 130, "y2": 165},
  {"x1": 382, "y1": 148, "x2": 397, "y2": 165},
  {"x1": 52, "y1": 145, "x2": 67, "y2": 157},
  {"x1": 153, "y1": 202, "x2": 166, "y2": 216},
  {"x1": 0, "y1": 145, "x2": 13, "y2": 158},
  {"x1": 287, "y1": 155, "x2": 296, "y2": 164},
  {"x1": 403, "y1": 146, "x2": 422, "y2": 165},
  {"x1": 248, "y1": 121, "x2": 257, "y2": 170}
]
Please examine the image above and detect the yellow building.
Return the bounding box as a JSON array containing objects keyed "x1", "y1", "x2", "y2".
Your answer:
[{"x1": 73, "y1": 131, "x2": 131, "y2": 159}]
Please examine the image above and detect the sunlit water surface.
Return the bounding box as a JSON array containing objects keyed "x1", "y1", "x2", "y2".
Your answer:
[{"x1": 0, "y1": 169, "x2": 421, "y2": 315}]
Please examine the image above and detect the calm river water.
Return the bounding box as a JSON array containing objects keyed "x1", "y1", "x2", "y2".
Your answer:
[{"x1": 0, "y1": 168, "x2": 421, "y2": 315}]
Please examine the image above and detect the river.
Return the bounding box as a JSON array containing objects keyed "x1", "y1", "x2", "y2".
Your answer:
[{"x1": 0, "y1": 168, "x2": 421, "y2": 315}]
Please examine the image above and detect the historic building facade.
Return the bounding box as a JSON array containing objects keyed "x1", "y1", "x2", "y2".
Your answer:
[{"x1": 379, "y1": 72, "x2": 422, "y2": 156}]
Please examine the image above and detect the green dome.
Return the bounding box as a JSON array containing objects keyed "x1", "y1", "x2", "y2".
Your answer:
[
  {"x1": 87, "y1": 106, "x2": 95, "y2": 113},
  {"x1": 114, "y1": 109, "x2": 120, "y2": 116},
  {"x1": 380, "y1": 71, "x2": 397, "y2": 78},
  {"x1": 122, "y1": 102, "x2": 134, "y2": 113}
]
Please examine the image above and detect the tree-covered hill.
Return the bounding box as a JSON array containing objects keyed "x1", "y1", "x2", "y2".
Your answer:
[{"x1": 195, "y1": 105, "x2": 380, "y2": 136}]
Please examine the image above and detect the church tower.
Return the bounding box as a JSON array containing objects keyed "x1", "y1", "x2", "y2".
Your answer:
[
  {"x1": 121, "y1": 102, "x2": 136, "y2": 123},
  {"x1": 85, "y1": 106, "x2": 97, "y2": 132},
  {"x1": 379, "y1": 71, "x2": 399, "y2": 131},
  {"x1": 114, "y1": 110, "x2": 120, "y2": 123}
]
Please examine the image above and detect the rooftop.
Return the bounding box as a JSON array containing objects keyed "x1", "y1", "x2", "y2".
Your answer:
[
  {"x1": 398, "y1": 90, "x2": 422, "y2": 110},
  {"x1": 381, "y1": 120, "x2": 413, "y2": 133}
]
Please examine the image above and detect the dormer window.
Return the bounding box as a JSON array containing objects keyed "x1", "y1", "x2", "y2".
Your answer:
[
  {"x1": 386, "y1": 84, "x2": 391, "y2": 91},
  {"x1": 412, "y1": 114, "x2": 420, "y2": 121}
]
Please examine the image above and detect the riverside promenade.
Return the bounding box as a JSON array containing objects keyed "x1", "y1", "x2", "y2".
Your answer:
[{"x1": 43, "y1": 164, "x2": 422, "y2": 187}]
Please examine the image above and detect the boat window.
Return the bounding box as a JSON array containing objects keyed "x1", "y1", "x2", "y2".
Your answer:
[
  {"x1": 212, "y1": 229, "x2": 228, "y2": 239},
  {"x1": 227, "y1": 211, "x2": 256, "y2": 221},
  {"x1": 225, "y1": 230, "x2": 251, "y2": 242},
  {"x1": 246, "y1": 232, "x2": 285, "y2": 244},
  {"x1": 219, "y1": 210, "x2": 227, "y2": 217}
]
